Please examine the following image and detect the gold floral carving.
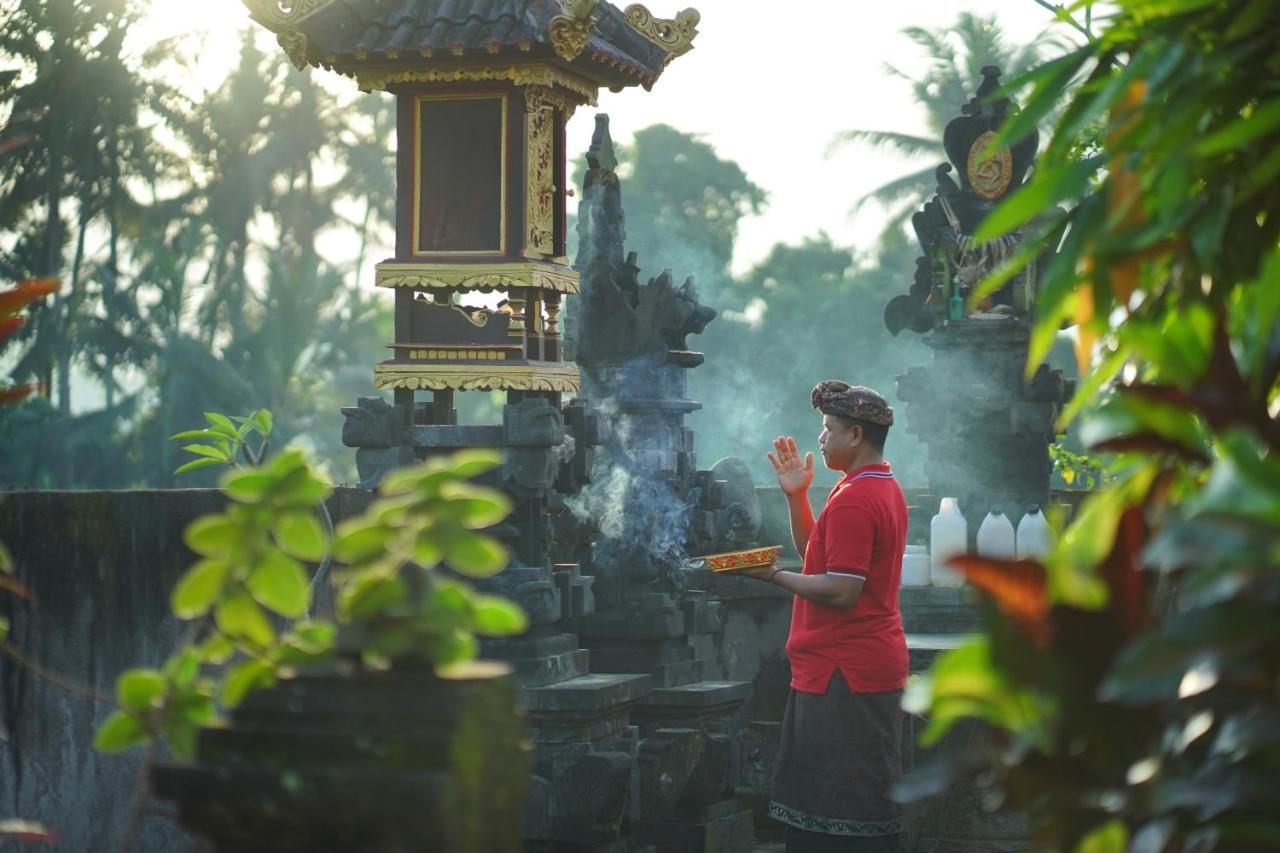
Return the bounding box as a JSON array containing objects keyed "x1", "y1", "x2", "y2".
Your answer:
[
  {"x1": 349, "y1": 64, "x2": 598, "y2": 104},
  {"x1": 967, "y1": 131, "x2": 1014, "y2": 200},
  {"x1": 525, "y1": 85, "x2": 578, "y2": 117},
  {"x1": 375, "y1": 261, "x2": 580, "y2": 294},
  {"x1": 374, "y1": 363, "x2": 581, "y2": 393},
  {"x1": 550, "y1": 0, "x2": 599, "y2": 62},
  {"x1": 526, "y1": 95, "x2": 556, "y2": 256},
  {"x1": 276, "y1": 30, "x2": 310, "y2": 70},
  {"x1": 623, "y1": 5, "x2": 700, "y2": 60}
]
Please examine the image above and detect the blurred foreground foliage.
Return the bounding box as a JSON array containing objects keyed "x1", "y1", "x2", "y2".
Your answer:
[{"x1": 905, "y1": 2, "x2": 1280, "y2": 850}]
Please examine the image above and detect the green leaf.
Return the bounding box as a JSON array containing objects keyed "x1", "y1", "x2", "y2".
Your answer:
[
  {"x1": 204, "y1": 411, "x2": 240, "y2": 439},
  {"x1": 333, "y1": 523, "x2": 391, "y2": 563},
  {"x1": 975, "y1": 155, "x2": 1102, "y2": 242},
  {"x1": 247, "y1": 551, "x2": 310, "y2": 618},
  {"x1": 443, "y1": 448, "x2": 503, "y2": 479},
  {"x1": 200, "y1": 634, "x2": 234, "y2": 664},
  {"x1": 221, "y1": 658, "x2": 275, "y2": 708},
  {"x1": 94, "y1": 711, "x2": 150, "y2": 753},
  {"x1": 443, "y1": 534, "x2": 508, "y2": 578},
  {"x1": 432, "y1": 628, "x2": 480, "y2": 667},
  {"x1": 413, "y1": 536, "x2": 442, "y2": 568},
  {"x1": 0, "y1": 615, "x2": 8, "y2": 641},
  {"x1": 0, "y1": 539, "x2": 11, "y2": 572},
  {"x1": 174, "y1": 457, "x2": 226, "y2": 476},
  {"x1": 171, "y1": 559, "x2": 229, "y2": 619},
  {"x1": 169, "y1": 429, "x2": 224, "y2": 442},
  {"x1": 116, "y1": 668, "x2": 167, "y2": 712},
  {"x1": 215, "y1": 591, "x2": 275, "y2": 648},
  {"x1": 181, "y1": 443, "x2": 231, "y2": 462},
  {"x1": 250, "y1": 409, "x2": 274, "y2": 437},
  {"x1": 273, "y1": 512, "x2": 327, "y2": 562},
  {"x1": 164, "y1": 648, "x2": 202, "y2": 689},
  {"x1": 472, "y1": 596, "x2": 528, "y2": 636},
  {"x1": 183, "y1": 516, "x2": 239, "y2": 558},
  {"x1": 222, "y1": 470, "x2": 276, "y2": 503},
  {"x1": 439, "y1": 483, "x2": 513, "y2": 528},
  {"x1": 1195, "y1": 98, "x2": 1280, "y2": 157},
  {"x1": 338, "y1": 574, "x2": 408, "y2": 621},
  {"x1": 1075, "y1": 820, "x2": 1128, "y2": 853}
]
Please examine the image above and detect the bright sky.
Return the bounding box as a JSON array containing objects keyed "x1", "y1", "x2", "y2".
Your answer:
[{"x1": 133, "y1": 0, "x2": 1067, "y2": 274}]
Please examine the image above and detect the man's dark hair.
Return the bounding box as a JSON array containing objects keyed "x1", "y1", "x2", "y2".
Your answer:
[{"x1": 829, "y1": 414, "x2": 890, "y2": 451}]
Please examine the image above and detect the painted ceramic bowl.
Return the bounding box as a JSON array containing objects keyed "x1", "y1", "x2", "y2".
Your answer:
[{"x1": 697, "y1": 545, "x2": 784, "y2": 573}]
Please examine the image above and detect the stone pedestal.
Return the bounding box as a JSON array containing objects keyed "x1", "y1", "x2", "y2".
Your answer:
[{"x1": 153, "y1": 662, "x2": 529, "y2": 853}]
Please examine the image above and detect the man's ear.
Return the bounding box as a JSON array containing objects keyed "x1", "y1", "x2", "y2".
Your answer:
[{"x1": 850, "y1": 423, "x2": 863, "y2": 446}]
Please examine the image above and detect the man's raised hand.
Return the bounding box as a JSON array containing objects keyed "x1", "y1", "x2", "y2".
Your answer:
[{"x1": 768, "y1": 436, "x2": 814, "y2": 496}]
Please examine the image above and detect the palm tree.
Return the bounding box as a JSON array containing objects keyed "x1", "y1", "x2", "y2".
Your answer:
[{"x1": 829, "y1": 13, "x2": 1062, "y2": 242}]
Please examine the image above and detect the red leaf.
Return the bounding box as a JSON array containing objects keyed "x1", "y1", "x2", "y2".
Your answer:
[
  {"x1": 0, "y1": 315, "x2": 23, "y2": 345},
  {"x1": 0, "y1": 384, "x2": 34, "y2": 406},
  {"x1": 948, "y1": 555, "x2": 1052, "y2": 646},
  {"x1": 1096, "y1": 507, "x2": 1148, "y2": 639},
  {"x1": 0, "y1": 278, "x2": 60, "y2": 315}
]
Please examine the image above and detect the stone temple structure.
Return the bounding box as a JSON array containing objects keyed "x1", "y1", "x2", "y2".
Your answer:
[
  {"x1": 882, "y1": 66, "x2": 1075, "y2": 530},
  {"x1": 195, "y1": 1, "x2": 761, "y2": 851}
]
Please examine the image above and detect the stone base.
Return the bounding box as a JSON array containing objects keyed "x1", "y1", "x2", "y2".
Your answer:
[{"x1": 651, "y1": 799, "x2": 754, "y2": 853}]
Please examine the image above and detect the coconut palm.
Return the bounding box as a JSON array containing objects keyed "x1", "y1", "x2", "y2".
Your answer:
[{"x1": 829, "y1": 12, "x2": 1062, "y2": 242}]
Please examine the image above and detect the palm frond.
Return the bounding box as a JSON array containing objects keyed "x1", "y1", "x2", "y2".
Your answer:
[{"x1": 827, "y1": 130, "x2": 942, "y2": 160}]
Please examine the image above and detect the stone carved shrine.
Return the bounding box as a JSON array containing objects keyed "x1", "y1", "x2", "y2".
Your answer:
[
  {"x1": 883, "y1": 67, "x2": 1075, "y2": 528},
  {"x1": 171, "y1": 1, "x2": 762, "y2": 851}
]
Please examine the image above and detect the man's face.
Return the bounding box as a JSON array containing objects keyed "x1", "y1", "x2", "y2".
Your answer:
[{"x1": 817, "y1": 414, "x2": 861, "y2": 471}]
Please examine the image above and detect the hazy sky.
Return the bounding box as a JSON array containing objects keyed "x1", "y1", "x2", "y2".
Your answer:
[{"x1": 136, "y1": 0, "x2": 1067, "y2": 273}]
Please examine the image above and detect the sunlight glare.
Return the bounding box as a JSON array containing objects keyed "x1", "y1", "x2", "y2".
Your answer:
[{"x1": 129, "y1": 0, "x2": 254, "y2": 93}]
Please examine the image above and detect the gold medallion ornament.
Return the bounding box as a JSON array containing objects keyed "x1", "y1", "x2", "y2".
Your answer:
[{"x1": 967, "y1": 130, "x2": 1014, "y2": 200}]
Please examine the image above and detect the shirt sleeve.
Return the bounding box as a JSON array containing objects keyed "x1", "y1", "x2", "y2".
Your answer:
[{"x1": 822, "y1": 503, "x2": 875, "y2": 579}]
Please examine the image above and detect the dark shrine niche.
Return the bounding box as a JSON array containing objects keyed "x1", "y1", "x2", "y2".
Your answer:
[{"x1": 415, "y1": 95, "x2": 504, "y2": 254}]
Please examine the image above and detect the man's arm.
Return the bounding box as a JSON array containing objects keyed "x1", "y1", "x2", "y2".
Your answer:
[
  {"x1": 785, "y1": 492, "x2": 815, "y2": 557},
  {"x1": 761, "y1": 568, "x2": 865, "y2": 610}
]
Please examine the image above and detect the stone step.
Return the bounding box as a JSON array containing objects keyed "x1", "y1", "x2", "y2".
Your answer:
[{"x1": 518, "y1": 672, "x2": 653, "y2": 713}]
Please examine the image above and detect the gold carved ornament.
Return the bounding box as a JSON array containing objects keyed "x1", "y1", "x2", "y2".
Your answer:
[
  {"x1": 375, "y1": 262, "x2": 580, "y2": 294},
  {"x1": 373, "y1": 363, "x2": 581, "y2": 393},
  {"x1": 526, "y1": 94, "x2": 557, "y2": 256},
  {"x1": 550, "y1": 0, "x2": 600, "y2": 62},
  {"x1": 350, "y1": 63, "x2": 598, "y2": 105},
  {"x1": 967, "y1": 130, "x2": 1014, "y2": 200},
  {"x1": 623, "y1": 4, "x2": 699, "y2": 61}
]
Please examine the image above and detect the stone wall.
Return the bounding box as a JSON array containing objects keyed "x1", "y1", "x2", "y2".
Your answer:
[{"x1": 0, "y1": 488, "x2": 372, "y2": 853}]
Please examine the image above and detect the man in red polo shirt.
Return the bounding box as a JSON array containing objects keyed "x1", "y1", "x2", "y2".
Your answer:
[{"x1": 742, "y1": 380, "x2": 908, "y2": 852}]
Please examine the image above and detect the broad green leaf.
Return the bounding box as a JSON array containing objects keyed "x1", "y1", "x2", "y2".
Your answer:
[
  {"x1": 472, "y1": 596, "x2": 529, "y2": 636},
  {"x1": 273, "y1": 512, "x2": 327, "y2": 562},
  {"x1": 339, "y1": 574, "x2": 408, "y2": 621},
  {"x1": 116, "y1": 668, "x2": 167, "y2": 712},
  {"x1": 174, "y1": 457, "x2": 225, "y2": 476},
  {"x1": 443, "y1": 448, "x2": 502, "y2": 479},
  {"x1": 183, "y1": 516, "x2": 239, "y2": 558},
  {"x1": 284, "y1": 621, "x2": 335, "y2": 656},
  {"x1": 432, "y1": 627, "x2": 479, "y2": 667},
  {"x1": 439, "y1": 483, "x2": 512, "y2": 528},
  {"x1": 181, "y1": 443, "x2": 230, "y2": 462},
  {"x1": 203, "y1": 411, "x2": 239, "y2": 439},
  {"x1": 413, "y1": 537, "x2": 442, "y2": 568},
  {"x1": 215, "y1": 591, "x2": 275, "y2": 648},
  {"x1": 200, "y1": 634, "x2": 234, "y2": 664},
  {"x1": 164, "y1": 648, "x2": 202, "y2": 689},
  {"x1": 975, "y1": 155, "x2": 1101, "y2": 242},
  {"x1": 94, "y1": 711, "x2": 150, "y2": 753},
  {"x1": 443, "y1": 534, "x2": 508, "y2": 578},
  {"x1": 165, "y1": 722, "x2": 198, "y2": 763},
  {"x1": 171, "y1": 559, "x2": 228, "y2": 619},
  {"x1": 0, "y1": 539, "x2": 11, "y2": 572},
  {"x1": 332, "y1": 523, "x2": 391, "y2": 563},
  {"x1": 0, "y1": 615, "x2": 8, "y2": 641},
  {"x1": 247, "y1": 551, "x2": 309, "y2": 618},
  {"x1": 222, "y1": 470, "x2": 275, "y2": 503},
  {"x1": 221, "y1": 658, "x2": 275, "y2": 708}
]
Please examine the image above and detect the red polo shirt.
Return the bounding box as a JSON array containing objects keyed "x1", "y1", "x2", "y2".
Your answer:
[{"x1": 786, "y1": 462, "x2": 909, "y2": 694}]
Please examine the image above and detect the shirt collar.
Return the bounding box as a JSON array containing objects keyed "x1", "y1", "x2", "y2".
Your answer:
[{"x1": 837, "y1": 461, "x2": 893, "y2": 486}]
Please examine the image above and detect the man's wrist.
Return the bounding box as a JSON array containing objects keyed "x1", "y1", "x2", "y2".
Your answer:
[{"x1": 767, "y1": 566, "x2": 785, "y2": 584}]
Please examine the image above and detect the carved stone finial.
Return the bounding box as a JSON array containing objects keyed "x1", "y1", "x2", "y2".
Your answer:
[
  {"x1": 241, "y1": 0, "x2": 332, "y2": 31},
  {"x1": 549, "y1": 0, "x2": 600, "y2": 61},
  {"x1": 623, "y1": 5, "x2": 700, "y2": 60},
  {"x1": 587, "y1": 113, "x2": 618, "y2": 174}
]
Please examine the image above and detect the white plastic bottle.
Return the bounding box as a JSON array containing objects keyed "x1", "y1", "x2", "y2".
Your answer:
[
  {"x1": 976, "y1": 506, "x2": 1017, "y2": 560},
  {"x1": 901, "y1": 544, "x2": 930, "y2": 587},
  {"x1": 930, "y1": 498, "x2": 967, "y2": 587},
  {"x1": 1016, "y1": 504, "x2": 1054, "y2": 560}
]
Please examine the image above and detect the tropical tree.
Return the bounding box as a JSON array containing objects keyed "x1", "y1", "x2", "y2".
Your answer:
[
  {"x1": 906, "y1": 1, "x2": 1280, "y2": 849},
  {"x1": 829, "y1": 12, "x2": 1062, "y2": 240}
]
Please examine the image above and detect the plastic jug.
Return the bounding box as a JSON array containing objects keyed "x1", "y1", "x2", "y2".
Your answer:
[
  {"x1": 901, "y1": 544, "x2": 930, "y2": 587},
  {"x1": 930, "y1": 498, "x2": 967, "y2": 587},
  {"x1": 976, "y1": 506, "x2": 1017, "y2": 560},
  {"x1": 1016, "y1": 504, "x2": 1054, "y2": 560}
]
